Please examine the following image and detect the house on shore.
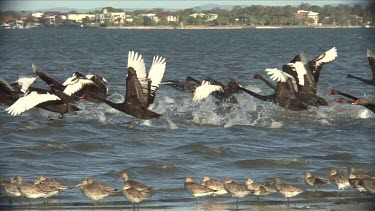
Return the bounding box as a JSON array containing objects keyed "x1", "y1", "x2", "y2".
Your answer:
[{"x1": 293, "y1": 10, "x2": 319, "y2": 25}]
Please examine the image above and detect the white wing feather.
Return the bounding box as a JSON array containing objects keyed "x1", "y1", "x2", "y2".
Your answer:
[
  {"x1": 5, "y1": 92, "x2": 60, "y2": 116},
  {"x1": 315, "y1": 47, "x2": 338, "y2": 66},
  {"x1": 16, "y1": 77, "x2": 36, "y2": 93},
  {"x1": 367, "y1": 49, "x2": 375, "y2": 58},
  {"x1": 0, "y1": 77, "x2": 14, "y2": 91},
  {"x1": 127, "y1": 51, "x2": 148, "y2": 89},
  {"x1": 86, "y1": 74, "x2": 94, "y2": 80},
  {"x1": 265, "y1": 68, "x2": 292, "y2": 83},
  {"x1": 62, "y1": 75, "x2": 76, "y2": 86},
  {"x1": 148, "y1": 55, "x2": 167, "y2": 93},
  {"x1": 86, "y1": 74, "x2": 108, "y2": 84},
  {"x1": 193, "y1": 81, "x2": 223, "y2": 102},
  {"x1": 63, "y1": 79, "x2": 95, "y2": 96},
  {"x1": 287, "y1": 62, "x2": 307, "y2": 86}
]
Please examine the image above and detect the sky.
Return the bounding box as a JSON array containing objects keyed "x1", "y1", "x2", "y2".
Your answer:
[{"x1": 0, "y1": 0, "x2": 368, "y2": 11}]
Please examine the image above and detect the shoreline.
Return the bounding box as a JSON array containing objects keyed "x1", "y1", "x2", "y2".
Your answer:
[{"x1": 104, "y1": 25, "x2": 372, "y2": 30}]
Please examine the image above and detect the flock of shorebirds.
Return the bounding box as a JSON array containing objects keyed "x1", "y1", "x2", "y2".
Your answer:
[
  {"x1": 1, "y1": 48, "x2": 375, "y2": 121},
  {"x1": 0, "y1": 168, "x2": 374, "y2": 209}
]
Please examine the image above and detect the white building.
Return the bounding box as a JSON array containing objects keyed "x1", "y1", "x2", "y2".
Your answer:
[
  {"x1": 294, "y1": 10, "x2": 319, "y2": 25},
  {"x1": 189, "y1": 13, "x2": 205, "y2": 18},
  {"x1": 189, "y1": 13, "x2": 218, "y2": 22},
  {"x1": 205, "y1": 13, "x2": 218, "y2": 22},
  {"x1": 96, "y1": 9, "x2": 126, "y2": 24},
  {"x1": 32, "y1": 12, "x2": 44, "y2": 18},
  {"x1": 67, "y1": 14, "x2": 95, "y2": 23}
]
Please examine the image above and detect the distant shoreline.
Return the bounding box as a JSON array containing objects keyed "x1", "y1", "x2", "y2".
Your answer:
[{"x1": 104, "y1": 25, "x2": 372, "y2": 30}]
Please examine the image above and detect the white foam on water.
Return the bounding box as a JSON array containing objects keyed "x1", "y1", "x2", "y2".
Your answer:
[
  {"x1": 358, "y1": 109, "x2": 370, "y2": 119},
  {"x1": 165, "y1": 117, "x2": 178, "y2": 130}
]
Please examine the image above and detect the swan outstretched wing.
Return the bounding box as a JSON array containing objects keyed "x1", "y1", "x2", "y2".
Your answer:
[
  {"x1": 193, "y1": 81, "x2": 223, "y2": 102},
  {"x1": 265, "y1": 68, "x2": 292, "y2": 83},
  {"x1": 6, "y1": 92, "x2": 60, "y2": 116},
  {"x1": 147, "y1": 55, "x2": 166, "y2": 103},
  {"x1": 63, "y1": 79, "x2": 95, "y2": 96},
  {"x1": 311, "y1": 47, "x2": 338, "y2": 67},
  {"x1": 127, "y1": 51, "x2": 148, "y2": 90}
]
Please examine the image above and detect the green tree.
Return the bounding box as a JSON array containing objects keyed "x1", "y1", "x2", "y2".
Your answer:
[
  {"x1": 157, "y1": 17, "x2": 169, "y2": 25},
  {"x1": 213, "y1": 16, "x2": 230, "y2": 25},
  {"x1": 132, "y1": 16, "x2": 144, "y2": 26},
  {"x1": 102, "y1": 7, "x2": 124, "y2": 12},
  {"x1": 143, "y1": 16, "x2": 155, "y2": 26}
]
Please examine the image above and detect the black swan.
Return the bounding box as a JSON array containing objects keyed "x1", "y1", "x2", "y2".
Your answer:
[
  {"x1": 6, "y1": 87, "x2": 81, "y2": 118},
  {"x1": 346, "y1": 49, "x2": 375, "y2": 86},
  {"x1": 33, "y1": 64, "x2": 108, "y2": 99},
  {"x1": 282, "y1": 60, "x2": 328, "y2": 106},
  {"x1": 81, "y1": 51, "x2": 166, "y2": 120},
  {"x1": 266, "y1": 68, "x2": 309, "y2": 111},
  {"x1": 161, "y1": 76, "x2": 200, "y2": 93}
]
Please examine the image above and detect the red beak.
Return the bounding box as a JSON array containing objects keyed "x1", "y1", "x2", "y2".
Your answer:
[
  {"x1": 352, "y1": 99, "x2": 360, "y2": 105},
  {"x1": 79, "y1": 95, "x2": 85, "y2": 99}
]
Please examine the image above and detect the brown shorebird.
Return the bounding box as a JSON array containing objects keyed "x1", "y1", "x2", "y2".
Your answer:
[
  {"x1": 34, "y1": 175, "x2": 69, "y2": 195},
  {"x1": 224, "y1": 178, "x2": 252, "y2": 209},
  {"x1": 122, "y1": 181, "x2": 151, "y2": 210},
  {"x1": 349, "y1": 178, "x2": 375, "y2": 195},
  {"x1": 305, "y1": 172, "x2": 330, "y2": 191},
  {"x1": 0, "y1": 176, "x2": 21, "y2": 205},
  {"x1": 201, "y1": 176, "x2": 227, "y2": 195},
  {"x1": 246, "y1": 177, "x2": 276, "y2": 200},
  {"x1": 33, "y1": 178, "x2": 59, "y2": 203},
  {"x1": 15, "y1": 175, "x2": 50, "y2": 205},
  {"x1": 76, "y1": 178, "x2": 117, "y2": 203},
  {"x1": 329, "y1": 169, "x2": 350, "y2": 197},
  {"x1": 115, "y1": 172, "x2": 151, "y2": 193},
  {"x1": 184, "y1": 177, "x2": 216, "y2": 204},
  {"x1": 274, "y1": 177, "x2": 305, "y2": 207},
  {"x1": 348, "y1": 167, "x2": 374, "y2": 179}
]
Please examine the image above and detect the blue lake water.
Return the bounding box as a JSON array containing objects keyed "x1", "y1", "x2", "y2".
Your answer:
[{"x1": 0, "y1": 28, "x2": 374, "y2": 210}]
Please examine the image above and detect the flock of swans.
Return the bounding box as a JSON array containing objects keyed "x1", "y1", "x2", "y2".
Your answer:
[{"x1": 1, "y1": 48, "x2": 374, "y2": 122}]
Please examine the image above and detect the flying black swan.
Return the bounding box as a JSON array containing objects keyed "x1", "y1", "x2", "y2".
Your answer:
[
  {"x1": 32, "y1": 64, "x2": 108, "y2": 100},
  {"x1": 6, "y1": 86, "x2": 80, "y2": 118},
  {"x1": 80, "y1": 51, "x2": 167, "y2": 120}
]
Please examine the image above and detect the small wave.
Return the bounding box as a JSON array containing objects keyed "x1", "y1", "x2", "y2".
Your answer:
[
  {"x1": 235, "y1": 157, "x2": 309, "y2": 168},
  {"x1": 73, "y1": 142, "x2": 114, "y2": 151},
  {"x1": 177, "y1": 143, "x2": 229, "y2": 156},
  {"x1": 30, "y1": 143, "x2": 69, "y2": 151},
  {"x1": 306, "y1": 153, "x2": 355, "y2": 161},
  {"x1": 147, "y1": 164, "x2": 179, "y2": 175}
]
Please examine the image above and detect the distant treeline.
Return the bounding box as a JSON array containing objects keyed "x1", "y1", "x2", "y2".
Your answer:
[
  {"x1": 1, "y1": 3, "x2": 374, "y2": 27},
  {"x1": 125, "y1": 3, "x2": 375, "y2": 26}
]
